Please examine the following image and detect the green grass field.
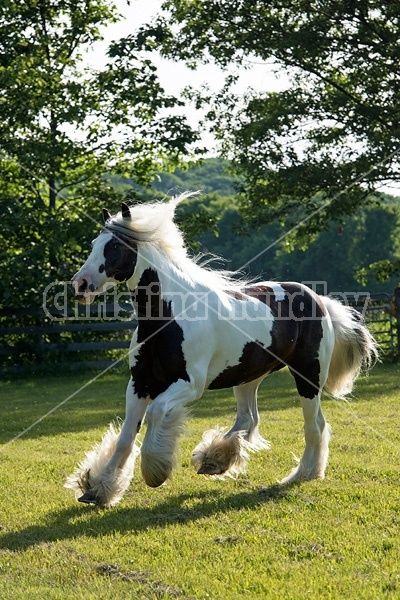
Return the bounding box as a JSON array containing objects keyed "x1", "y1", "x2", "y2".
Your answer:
[{"x1": 0, "y1": 363, "x2": 399, "y2": 599}]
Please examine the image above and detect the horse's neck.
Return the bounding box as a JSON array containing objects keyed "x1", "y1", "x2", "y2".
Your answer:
[{"x1": 128, "y1": 249, "x2": 191, "y2": 318}]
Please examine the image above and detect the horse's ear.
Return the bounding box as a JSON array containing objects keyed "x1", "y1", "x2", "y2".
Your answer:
[
  {"x1": 102, "y1": 208, "x2": 111, "y2": 224},
  {"x1": 121, "y1": 202, "x2": 131, "y2": 220}
]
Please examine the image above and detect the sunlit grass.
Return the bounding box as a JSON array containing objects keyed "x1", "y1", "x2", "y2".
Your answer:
[{"x1": 0, "y1": 364, "x2": 399, "y2": 599}]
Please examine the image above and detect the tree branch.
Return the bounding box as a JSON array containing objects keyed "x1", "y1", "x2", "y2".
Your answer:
[{"x1": 279, "y1": 52, "x2": 390, "y2": 130}]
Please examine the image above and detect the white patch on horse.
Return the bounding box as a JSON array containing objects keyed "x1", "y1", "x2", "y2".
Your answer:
[{"x1": 268, "y1": 282, "x2": 286, "y2": 301}]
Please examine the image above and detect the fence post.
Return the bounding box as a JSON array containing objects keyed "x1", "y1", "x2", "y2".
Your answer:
[{"x1": 394, "y1": 287, "x2": 400, "y2": 359}]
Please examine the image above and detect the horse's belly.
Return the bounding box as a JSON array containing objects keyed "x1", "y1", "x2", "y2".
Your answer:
[
  {"x1": 207, "y1": 338, "x2": 284, "y2": 390},
  {"x1": 204, "y1": 311, "x2": 282, "y2": 390}
]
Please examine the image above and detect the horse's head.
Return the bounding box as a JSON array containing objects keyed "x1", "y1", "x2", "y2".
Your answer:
[{"x1": 72, "y1": 202, "x2": 138, "y2": 303}]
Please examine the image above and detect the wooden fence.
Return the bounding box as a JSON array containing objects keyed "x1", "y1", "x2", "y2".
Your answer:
[
  {"x1": 0, "y1": 302, "x2": 136, "y2": 372},
  {"x1": 1, "y1": 290, "x2": 399, "y2": 373},
  {"x1": 331, "y1": 291, "x2": 397, "y2": 357}
]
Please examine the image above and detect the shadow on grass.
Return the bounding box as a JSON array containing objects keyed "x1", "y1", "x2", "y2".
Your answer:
[{"x1": 0, "y1": 483, "x2": 294, "y2": 553}]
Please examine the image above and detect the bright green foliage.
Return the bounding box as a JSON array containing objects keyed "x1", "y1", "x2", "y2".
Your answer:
[
  {"x1": 0, "y1": 0, "x2": 198, "y2": 308},
  {"x1": 357, "y1": 258, "x2": 400, "y2": 285},
  {"x1": 0, "y1": 364, "x2": 399, "y2": 598},
  {"x1": 132, "y1": 1, "x2": 400, "y2": 246}
]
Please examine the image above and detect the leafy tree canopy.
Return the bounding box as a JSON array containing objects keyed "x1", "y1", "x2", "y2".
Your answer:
[
  {"x1": 128, "y1": 0, "x2": 400, "y2": 253},
  {"x1": 0, "y1": 0, "x2": 199, "y2": 308}
]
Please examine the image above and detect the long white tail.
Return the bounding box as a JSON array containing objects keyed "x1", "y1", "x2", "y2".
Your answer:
[{"x1": 322, "y1": 296, "x2": 379, "y2": 399}]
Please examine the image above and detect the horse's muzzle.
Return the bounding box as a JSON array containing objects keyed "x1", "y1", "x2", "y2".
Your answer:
[{"x1": 71, "y1": 273, "x2": 97, "y2": 303}]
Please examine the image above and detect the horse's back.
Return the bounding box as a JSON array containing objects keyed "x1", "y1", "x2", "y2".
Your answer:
[{"x1": 205, "y1": 282, "x2": 329, "y2": 391}]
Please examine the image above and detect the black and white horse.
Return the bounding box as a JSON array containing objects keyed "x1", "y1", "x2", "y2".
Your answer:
[{"x1": 66, "y1": 193, "x2": 378, "y2": 506}]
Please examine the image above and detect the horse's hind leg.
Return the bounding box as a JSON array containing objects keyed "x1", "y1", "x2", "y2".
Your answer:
[
  {"x1": 192, "y1": 377, "x2": 269, "y2": 477},
  {"x1": 231, "y1": 377, "x2": 269, "y2": 450},
  {"x1": 281, "y1": 329, "x2": 333, "y2": 484},
  {"x1": 281, "y1": 316, "x2": 335, "y2": 484},
  {"x1": 281, "y1": 391, "x2": 331, "y2": 483}
]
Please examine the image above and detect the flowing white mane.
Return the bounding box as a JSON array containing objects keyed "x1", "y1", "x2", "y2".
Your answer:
[
  {"x1": 106, "y1": 192, "x2": 249, "y2": 293},
  {"x1": 108, "y1": 192, "x2": 189, "y2": 251}
]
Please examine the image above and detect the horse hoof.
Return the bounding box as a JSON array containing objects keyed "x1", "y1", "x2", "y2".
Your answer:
[
  {"x1": 142, "y1": 469, "x2": 169, "y2": 488},
  {"x1": 197, "y1": 464, "x2": 223, "y2": 476},
  {"x1": 78, "y1": 491, "x2": 99, "y2": 504}
]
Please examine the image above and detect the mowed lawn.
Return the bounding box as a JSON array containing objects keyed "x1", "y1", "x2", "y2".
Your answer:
[{"x1": 0, "y1": 363, "x2": 399, "y2": 599}]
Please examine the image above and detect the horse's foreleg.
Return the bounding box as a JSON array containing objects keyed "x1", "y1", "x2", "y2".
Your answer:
[
  {"x1": 65, "y1": 381, "x2": 148, "y2": 506},
  {"x1": 192, "y1": 377, "x2": 269, "y2": 478},
  {"x1": 140, "y1": 380, "x2": 200, "y2": 488}
]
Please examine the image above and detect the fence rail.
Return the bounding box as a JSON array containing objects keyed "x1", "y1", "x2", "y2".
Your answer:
[
  {"x1": 1, "y1": 290, "x2": 399, "y2": 372},
  {"x1": 330, "y1": 291, "x2": 396, "y2": 356},
  {"x1": 0, "y1": 302, "x2": 136, "y2": 371}
]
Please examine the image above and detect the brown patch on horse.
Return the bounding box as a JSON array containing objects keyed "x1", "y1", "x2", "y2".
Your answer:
[
  {"x1": 130, "y1": 268, "x2": 190, "y2": 399},
  {"x1": 212, "y1": 282, "x2": 326, "y2": 398},
  {"x1": 103, "y1": 235, "x2": 137, "y2": 281}
]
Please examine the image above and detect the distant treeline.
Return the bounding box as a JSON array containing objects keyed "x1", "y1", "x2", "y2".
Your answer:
[{"x1": 111, "y1": 158, "x2": 400, "y2": 294}]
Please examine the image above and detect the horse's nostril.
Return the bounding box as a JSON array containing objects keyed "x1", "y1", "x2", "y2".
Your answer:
[
  {"x1": 78, "y1": 279, "x2": 88, "y2": 293},
  {"x1": 88, "y1": 283, "x2": 96, "y2": 292}
]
